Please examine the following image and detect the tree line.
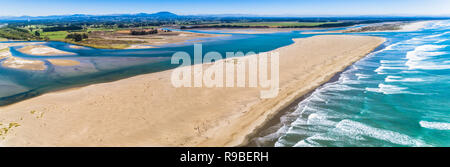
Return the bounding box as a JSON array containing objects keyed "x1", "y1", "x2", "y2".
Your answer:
[
  {"x1": 130, "y1": 29, "x2": 158, "y2": 35},
  {"x1": 66, "y1": 33, "x2": 88, "y2": 42}
]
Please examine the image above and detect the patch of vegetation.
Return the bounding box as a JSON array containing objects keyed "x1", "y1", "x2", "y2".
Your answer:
[
  {"x1": 42, "y1": 31, "x2": 69, "y2": 40},
  {"x1": 0, "y1": 26, "x2": 40, "y2": 40},
  {"x1": 67, "y1": 38, "x2": 144, "y2": 49},
  {"x1": 0, "y1": 122, "x2": 21, "y2": 138},
  {"x1": 42, "y1": 25, "x2": 83, "y2": 32},
  {"x1": 66, "y1": 33, "x2": 88, "y2": 42},
  {"x1": 130, "y1": 29, "x2": 158, "y2": 35},
  {"x1": 344, "y1": 23, "x2": 404, "y2": 32},
  {"x1": 0, "y1": 47, "x2": 9, "y2": 52}
]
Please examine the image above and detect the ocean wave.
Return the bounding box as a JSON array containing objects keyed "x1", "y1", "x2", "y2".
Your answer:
[
  {"x1": 406, "y1": 61, "x2": 450, "y2": 70},
  {"x1": 420, "y1": 121, "x2": 450, "y2": 130},
  {"x1": 384, "y1": 43, "x2": 397, "y2": 50},
  {"x1": 426, "y1": 21, "x2": 450, "y2": 29},
  {"x1": 307, "y1": 93, "x2": 328, "y2": 103},
  {"x1": 380, "y1": 60, "x2": 405, "y2": 64},
  {"x1": 306, "y1": 113, "x2": 338, "y2": 127},
  {"x1": 293, "y1": 134, "x2": 337, "y2": 147},
  {"x1": 424, "y1": 32, "x2": 450, "y2": 39},
  {"x1": 415, "y1": 44, "x2": 447, "y2": 51},
  {"x1": 435, "y1": 39, "x2": 448, "y2": 43},
  {"x1": 385, "y1": 76, "x2": 424, "y2": 82},
  {"x1": 355, "y1": 73, "x2": 370, "y2": 79},
  {"x1": 339, "y1": 75, "x2": 363, "y2": 85},
  {"x1": 406, "y1": 50, "x2": 447, "y2": 61},
  {"x1": 365, "y1": 84, "x2": 410, "y2": 94},
  {"x1": 335, "y1": 119, "x2": 430, "y2": 146},
  {"x1": 404, "y1": 44, "x2": 449, "y2": 70},
  {"x1": 375, "y1": 66, "x2": 408, "y2": 74}
]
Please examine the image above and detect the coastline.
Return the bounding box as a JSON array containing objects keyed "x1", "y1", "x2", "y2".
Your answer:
[
  {"x1": 0, "y1": 35, "x2": 385, "y2": 146},
  {"x1": 303, "y1": 20, "x2": 435, "y2": 34},
  {"x1": 208, "y1": 36, "x2": 386, "y2": 146},
  {"x1": 246, "y1": 67, "x2": 346, "y2": 147}
]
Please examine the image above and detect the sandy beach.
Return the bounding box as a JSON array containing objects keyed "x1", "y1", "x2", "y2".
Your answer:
[
  {"x1": 18, "y1": 45, "x2": 76, "y2": 56},
  {"x1": 0, "y1": 35, "x2": 385, "y2": 146}
]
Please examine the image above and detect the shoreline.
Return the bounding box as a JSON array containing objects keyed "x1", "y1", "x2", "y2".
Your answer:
[
  {"x1": 246, "y1": 43, "x2": 386, "y2": 146},
  {"x1": 246, "y1": 68, "x2": 345, "y2": 146},
  {"x1": 0, "y1": 35, "x2": 385, "y2": 146},
  {"x1": 221, "y1": 37, "x2": 386, "y2": 147},
  {"x1": 303, "y1": 20, "x2": 436, "y2": 34}
]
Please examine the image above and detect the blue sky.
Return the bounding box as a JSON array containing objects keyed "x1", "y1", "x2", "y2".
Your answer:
[{"x1": 1, "y1": 0, "x2": 450, "y2": 16}]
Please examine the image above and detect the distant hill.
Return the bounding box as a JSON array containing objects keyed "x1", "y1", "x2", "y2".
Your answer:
[
  {"x1": 148, "y1": 11, "x2": 178, "y2": 17},
  {"x1": 0, "y1": 11, "x2": 180, "y2": 21}
]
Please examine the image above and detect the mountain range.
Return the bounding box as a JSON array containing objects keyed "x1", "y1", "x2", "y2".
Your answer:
[{"x1": 0, "y1": 11, "x2": 181, "y2": 21}]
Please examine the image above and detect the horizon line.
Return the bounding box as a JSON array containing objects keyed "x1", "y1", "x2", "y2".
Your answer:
[{"x1": 1, "y1": 11, "x2": 450, "y2": 18}]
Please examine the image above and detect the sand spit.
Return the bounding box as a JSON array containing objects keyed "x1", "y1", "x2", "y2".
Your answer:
[{"x1": 18, "y1": 45, "x2": 76, "y2": 56}]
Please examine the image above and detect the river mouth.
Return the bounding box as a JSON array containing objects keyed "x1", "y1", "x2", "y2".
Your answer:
[
  {"x1": 2, "y1": 20, "x2": 449, "y2": 147},
  {"x1": 0, "y1": 31, "x2": 308, "y2": 106}
]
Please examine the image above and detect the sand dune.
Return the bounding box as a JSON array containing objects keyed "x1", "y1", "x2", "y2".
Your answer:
[{"x1": 0, "y1": 35, "x2": 385, "y2": 146}]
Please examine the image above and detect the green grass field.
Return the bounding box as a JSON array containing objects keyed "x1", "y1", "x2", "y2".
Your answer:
[
  {"x1": 41, "y1": 31, "x2": 69, "y2": 40},
  {"x1": 87, "y1": 28, "x2": 119, "y2": 32}
]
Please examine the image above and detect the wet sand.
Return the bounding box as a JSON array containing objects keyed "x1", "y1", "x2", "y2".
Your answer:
[
  {"x1": 47, "y1": 59, "x2": 80, "y2": 66},
  {"x1": 18, "y1": 45, "x2": 76, "y2": 56},
  {"x1": 2, "y1": 57, "x2": 46, "y2": 71},
  {"x1": 1, "y1": 47, "x2": 47, "y2": 70},
  {"x1": 1, "y1": 43, "x2": 80, "y2": 70}
]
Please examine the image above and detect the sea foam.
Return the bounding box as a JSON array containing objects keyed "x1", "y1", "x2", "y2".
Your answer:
[
  {"x1": 385, "y1": 76, "x2": 424, "y2": 82},
  {"x1": 419, "y1": 121, "x2": 450, "y2": 130},
  {"x1": 365, "y1": 84, "x2": 410, "y2": 95},
  {"x1": 335, "y1": 120, "x2": 430, "y2": 146},
  {"x1": 405, "y1": 44, "x2": 449, "y2": 70}
]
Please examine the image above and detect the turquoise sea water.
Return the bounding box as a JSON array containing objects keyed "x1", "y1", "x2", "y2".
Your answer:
[
  {"x1": 254, "y1": 20, "x2": 450, "y2": 147},
  {"x1": 0, "y1": 21, "x2": 449, "y2": 146}
]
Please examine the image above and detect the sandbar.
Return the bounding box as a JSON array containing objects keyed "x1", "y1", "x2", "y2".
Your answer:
[
  {"x1": 18, "y1": 45, "x2": 76, "y2": 56},
  {"x1": 47, "y1": 59, "x2": 80, "y2": 66},
  {"x1": 1, "y1": 57, "x2": 46, "y2": 71}
]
